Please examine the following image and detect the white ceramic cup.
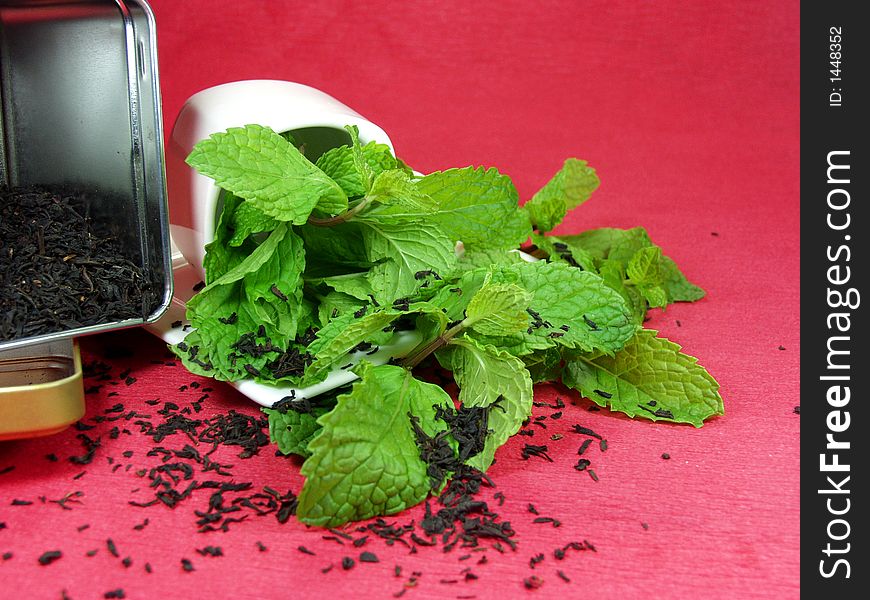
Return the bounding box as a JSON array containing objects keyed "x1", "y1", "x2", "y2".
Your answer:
[{"x1": 165, "y1": 79, "x2": 393, "y2": 280}]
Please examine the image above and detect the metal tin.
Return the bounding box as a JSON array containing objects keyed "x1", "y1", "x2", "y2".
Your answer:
[
  {"x1": 0, "y1": 0, "x2": 172, "y2": 351},
  {"x1": 0, "y1": 338, "x2": 84, "y2": 440}
]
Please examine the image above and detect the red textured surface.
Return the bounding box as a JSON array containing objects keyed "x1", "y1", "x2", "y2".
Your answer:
[{"x1": 0, "y1": 1, "x2": 800, "y2": 598}]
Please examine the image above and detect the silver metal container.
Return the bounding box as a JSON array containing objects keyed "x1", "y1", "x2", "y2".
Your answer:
[{"x1": 0, "y1": 0, "x2": 172, "y2": 352}]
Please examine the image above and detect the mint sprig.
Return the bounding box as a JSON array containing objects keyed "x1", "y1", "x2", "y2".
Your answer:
[{"x1": 175, "y1": 123, "x2": 723, "y2": 527}]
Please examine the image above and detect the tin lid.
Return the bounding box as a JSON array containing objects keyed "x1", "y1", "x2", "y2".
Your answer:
[{"x1": 0, "y1": 338, "x2": 85, "y2": 440}]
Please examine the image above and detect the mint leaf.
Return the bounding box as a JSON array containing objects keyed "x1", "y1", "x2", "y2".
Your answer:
[
  {"x1": 302, "y1": 310, "x2": 401, "y2": 385},
  {"x1": 346, "y1": 124, "x2": 375, "y2": 193},
  {"x1": 296, "y1": 362, "x2": 453, "y2": 527},
  {"x1": 661, "y1": 256, "x2": 706, "y2": 302},
  {"x1": 523, "y1": 158, "x2": 600, "y2": 232},
  {"x1": 366, "y1": 169, "x2": 436, "y2": 212},
  {"x1": 315, "y1": 139, "x2": 398, "y2": 199},
  {"x1": 598, "y1": 259, "x2": 647, "y2": 325},
  {"x1": 562, "y1": 329, "x2": 723, "y2": 427},
  {"x1": 316, "y1": 290, "x2": 365, "y2": 326},
  {"x1": 302, "y1": 301, "x2": 443, "y2": 384},
  {"x1": 428, "y1": 261, "x2": 637, "y2": 356},
  {"x1": 626, "y1": 246, "x2": 668, "y2": 309},
  {"x1": 308, "y1": 272, "x2": 373, "y2": 301},
  {"x1": 437, "y1": 337, "x2": 532, "y2": 471},
  {"x1": 356, "y1": 215, "x2": 457, "y2": 304},
  {"x1": 265, "y1": 406, "x2": 327, "y2": 458},
  {"x1": 456, "y1": 247, "x2": 526, "y2": 272},
  {"x1": 414, "y1": 166, "x2": 531, "y2": 251},
  {"x1": 175, "y1": 223, "x2": 306, "y2": 380},
  {"x1": 202, "y1": 193, "x2": 255, "y2": 283},
  {"x1": 316, "y1": 142, "x2": 397, "y2": 198},
  {"x1": 607, "y1": 227, "x2": 656, "y2": 264},
  {"x1": 228, "y1": 200, "x2": 279, "y2": 246},
  {"x1": 297, "y1": 222, "x2": 372, "y2": 271},
  {"x1": 554, "y1": 227, "x2": 641, "y2": 261},
  {"x1": 523, "y1": 347, "x2": 564, "y2": 384},
  {"x1": 440, "y1": 262, "x2": 637, "y2": 356},
  {"x1": 637, "y1": 284, "x2": 668, "y2": 309},
  {"x1": 626, "y1": 246, "x2": 662, "y2": 285},
  {"x1": 464, "y1": 281, "x2": 532, "y2": 337},
  {"x1": 479, "y1": 262, "x2": 637, "y2": 355},
  {"x1": 556, "y1": 227, "x2": 705, "y2": 308},
  {"x1": 186, "y1": 124, "x2": 348, "y2": 222},
  {"x1": 531, "y1": 233, "x2": 597, "y2": 272}
]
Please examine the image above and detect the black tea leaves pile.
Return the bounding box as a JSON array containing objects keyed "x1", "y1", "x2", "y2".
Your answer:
[{"x1": 0, "y1": 185, "x2": 159, "y2": 341}]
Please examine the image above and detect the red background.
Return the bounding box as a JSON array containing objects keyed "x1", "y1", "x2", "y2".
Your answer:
[{"x1": 1, "y1": 1, "x2": 800, "y2": 598}]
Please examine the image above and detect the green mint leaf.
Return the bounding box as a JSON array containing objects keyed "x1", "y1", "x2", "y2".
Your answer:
[
  {"x1": 523, "y1": 347, "x2": 564, "y2": 384},
  {"x1": 607, "y1": 227, "x2": 656, "y2": 263},
  {"x1": 314, "y1": 137, "x2": 398, "y2": 199},
  {"x1": 176, "y1": 223, "x2": 306, "y2": 380},
  {"x1": 296, "y1": 362, "x2": 453, "y2": 527},
  {"x1": 598, "y1": 259, "x2": 647, "y2": 325},
  {"x1": 436, "y1": 261, "x2": 637, "y2": 356},
  {"x1": 265, "y1": 406, "x2": 328, "y2": 457},
  {"x1": 297, "y1": 222, "x2": 372, "y2": 271},
  {"x1": 531, "y1": 233, "x2": 597, "y2": 272},
  {"x1": 523, "y1": 159, "x2": 600, "y2": 232},
  {"x1": 554, "y1": 227, "x2": 643, "y2": 261},
  {"x1": 661, "y1": 256, "x2": 706, "y2": 302},
  {"x1": 308, "y1": 272, "x2": 373, "y2": 302},
  {"x1": 356, "y1": 215, "x2": 457, "y2": 305},
  {"x1": 346, "y1": 124, "x2": 375, "y2": 193},
  {"x1": 302, "y1": 301, "x2": 442, "y2": 385},
  {"x1": 456, "y1": 248, "x2": 526, "y2": 272},
  {"x1": 202, "y1": 193, "x2": 255, "y2": 283},
  {"x1": 464, "y1": 281, "x2": 532, "y2": 337},
  {"x1": 414, "y1": 166, "x2": 532, "y2": 251},
  {"x1": 626, "y1": 246, "x2": 671, "y2": 307},
  {"x1": 227, "y1": 200, "x2": 279, "y2": 246},
  {"x1": 557, "y1": 227, "x2": 705, "y2": 308},
  {"x1": 638, "y1": 284, "x2": 669, "y2": 309},
  {"x1": 366, "y1": 169, "x2": 436, "y2": 212},
  {"x1": 302, "y1": 311, "x2": 400, "y2": 385},
  {"x1": 316, "y1": 290, "x2": 365, "y2": 326},
  {"x1": 626, "y1": 246, "x2": 663, "y2": 285},
  {"x1": 562, "y1": 329, "x2": 723, "y2": 427},
  {"x1": 186, "y1": 124, "x2": 347, "y2": 223},
  {"x1": 476, "y1": 262, "x2": 636, "y2": 355},
  {"x1": 437, "y1": 337, "x2": 533, "y2": 471}
]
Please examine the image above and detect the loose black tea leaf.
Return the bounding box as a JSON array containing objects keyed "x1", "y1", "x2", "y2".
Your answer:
[
  {"x1": 37, "y1": 550, "x2": 62, "y2": 565},
  {"x1": 0, "y1": 185, "x2": 161, "y2": 341},
  {"x1": 196, "y1": 546, "x2": 223, "y2": 557}
]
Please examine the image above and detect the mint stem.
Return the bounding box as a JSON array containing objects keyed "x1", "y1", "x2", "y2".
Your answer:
[
  {"x1": 308, "y1": 196, "x2": 372, "y2": 227},
  {"x1": 400, "y1": 320, "x2": 468, "y2": 369}
]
